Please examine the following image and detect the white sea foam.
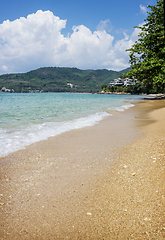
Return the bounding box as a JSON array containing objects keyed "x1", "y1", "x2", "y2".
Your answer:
[
  {"x1": 0, "y1": 92, "x2": 139, "y2": 158},
  {"x1": 0, "y1": 111, "x2": 110, "y2": 157},
  {"x1": 109, "y1": 103, "x2": 134, "y2": 112},
  {"x1": 114, "y1": 103, "x2": 134, "y2": 111}
]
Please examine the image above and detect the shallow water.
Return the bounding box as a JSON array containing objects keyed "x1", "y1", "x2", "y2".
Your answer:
[{"x1": 0, "y1": 92, "x2": 143, "y2": 157}]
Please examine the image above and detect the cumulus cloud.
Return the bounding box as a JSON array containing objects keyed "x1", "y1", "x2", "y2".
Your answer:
[
  {"x1": 0, "y1": 10, "x2": 140, "y2": 74},
  {"x1": 140, "y1": 4, "x2": 147, "y2": 14},
  {"x1": 96, "y1": 19, "x2": 112, "y2": 32}
]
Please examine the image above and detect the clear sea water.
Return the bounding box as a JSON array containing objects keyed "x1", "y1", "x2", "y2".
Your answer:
[{"x1": 0, "y1": 92, "x2": 143, "y2": 157}]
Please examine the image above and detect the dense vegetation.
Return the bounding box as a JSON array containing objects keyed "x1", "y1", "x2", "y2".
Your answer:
[
  {"x1": 0, "y1": 67, "x2": 130, "y2": 93},
  {"x1": 125, "y1": 0, "x2": 165, "y2": 94},
  {"x1": 101, "y1": 83, "x2": 146, "y2": 95}
]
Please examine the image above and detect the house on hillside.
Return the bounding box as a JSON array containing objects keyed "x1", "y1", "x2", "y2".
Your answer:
[
  {"x1": 1, "y1": 87, "x2": 14, "y2": 93},
  {"x1": 67, "y1": 83, "x2": 77, "y2": 88},
  {"x1": 123, "y1": 78, "x2": 136, "y2": 87},
  {"x1": 109, "y1": 78, "x2": 137, "y2": 87},
  {"x1": 109, "y1": 78, "x2": 124, "y2": 87}
]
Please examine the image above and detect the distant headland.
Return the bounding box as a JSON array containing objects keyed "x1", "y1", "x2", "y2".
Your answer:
[{"x1": 0, "y1": 67, "x2": 130, "y2": 93}]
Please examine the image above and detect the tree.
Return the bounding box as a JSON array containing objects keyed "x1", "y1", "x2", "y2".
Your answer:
[
  {"x1": 126, "y1": 0, "x2": 165, "y2": 93},
  {"x1": 101, "y1": 84, "x2": 108, "y2": 90}
]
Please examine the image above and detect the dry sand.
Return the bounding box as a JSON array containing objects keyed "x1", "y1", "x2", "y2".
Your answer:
[{"x1": 0, "y1": 99, "x2": 165, "y2": 239}]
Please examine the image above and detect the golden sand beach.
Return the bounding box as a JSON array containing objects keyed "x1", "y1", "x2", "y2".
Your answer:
[{"x1": 0, "y1": 99, "x2": 165, "y2": 239}]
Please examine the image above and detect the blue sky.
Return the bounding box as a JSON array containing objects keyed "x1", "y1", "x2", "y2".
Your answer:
[{"x1": 0, "y1": 0, "x2": 157, "y2": 74}]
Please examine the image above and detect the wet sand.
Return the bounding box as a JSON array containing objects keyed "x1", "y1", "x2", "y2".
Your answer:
[{"x1": 0, "y1": 99, "x2": 165, "y2": 239}]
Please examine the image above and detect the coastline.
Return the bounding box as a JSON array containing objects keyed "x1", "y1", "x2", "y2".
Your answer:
[
  {"x1": 99, "y1": 92, "x2": 165, "y2": 99},
  {"x1": 0, "y1": 99, "x2": 165, "y2": 239}
]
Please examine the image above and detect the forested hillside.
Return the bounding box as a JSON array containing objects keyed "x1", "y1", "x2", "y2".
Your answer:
[{"x1": 0, "y1": 67, "x2": 130, "y2": 93}]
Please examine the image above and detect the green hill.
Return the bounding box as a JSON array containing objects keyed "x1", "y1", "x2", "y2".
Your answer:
[{"x1": 0, "y1": 67, "x2": 130, "y2": 93}]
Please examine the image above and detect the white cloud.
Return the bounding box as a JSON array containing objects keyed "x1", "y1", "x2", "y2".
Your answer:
[
  {"x1": 140, "y1": 4, "x2": 147, "y2": 14},
  {"x1": 0, "y1": 10, "x2": 140, "y2": 74},
  {"x1": 96, "y1": 19, "x2": 112, "y2": 32}
]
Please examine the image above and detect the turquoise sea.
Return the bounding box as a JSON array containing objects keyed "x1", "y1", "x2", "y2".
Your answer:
[{"x1": 0, "y1": 93, "x2": 143, "y2": 157}]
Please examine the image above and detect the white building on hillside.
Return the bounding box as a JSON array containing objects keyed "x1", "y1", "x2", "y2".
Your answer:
[
  {"x1": 109, "y1": 78, "x2": 137, "y2": 87},
  {"x1": 1, "y1": 87, "x2": 14, "y2": 92},
  {"x1": 123, "y1": 78, "x2": 136, "y2": 87},
  {"x1": 109, "y1": 78, "x2": 123, "y2": 87}
]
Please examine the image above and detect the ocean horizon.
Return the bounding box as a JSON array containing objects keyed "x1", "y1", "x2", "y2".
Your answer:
[{"x1": 0, "y1": 92, "x2": 143, "y2": 157}]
